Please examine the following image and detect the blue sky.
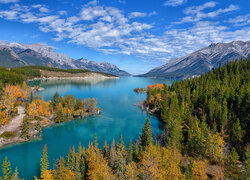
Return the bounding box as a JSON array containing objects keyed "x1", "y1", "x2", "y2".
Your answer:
[{"x1": 0, "y1": 0, "x2": 249, "y2": 74}]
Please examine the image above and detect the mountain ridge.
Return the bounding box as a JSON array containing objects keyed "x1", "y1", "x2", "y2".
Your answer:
[
  {"x1": 138, "y1": 40, "x2": 250, "y2": 78},
  {"x1": 0, "y1": 42, "x2": 131, "y2": 76}
]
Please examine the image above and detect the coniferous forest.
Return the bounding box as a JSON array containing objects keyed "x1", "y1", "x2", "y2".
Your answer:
[{"x1": 0, "y1": 59, "x2": 249, "y2": 179}]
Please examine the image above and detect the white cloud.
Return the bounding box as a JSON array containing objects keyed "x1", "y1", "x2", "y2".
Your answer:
[
  {"x1": 163, "y1": 0, "x2": 186, "y2": 7},
  {"x1": 0, "y1": 0, "x2": 18, "y2": 3},
  {"x1": 39, "y1": 7, "x2": 49, "y2": 13},
  {"x1": 129, "y1": 12, "x2": 147, "y2": 18},
  {"x1": 0, "y1": 1, "x2": 248, "y2": 63},
  {"x1": 58, "y1": 10, "x2": 67, "y2": 15},
  {"x1": 176, "y1": 2, "x2": 239, "y2": 24},
  {"x1": 228, "y1": 14, "x2": 250, "y2": 27},
  {"x1": 118, "y1": 0, "x2": 126, "y2": 4},
  {"x1": 129, "y1": 11, "x2": 157, "y2": 19},
  {"x1": 32, "y1": 4, "x2": 42, "y2": 9}
]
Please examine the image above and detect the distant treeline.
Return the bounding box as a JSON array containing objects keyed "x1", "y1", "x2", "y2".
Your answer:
[{"x1": 0, "y1": 65, "x2": 116, "y2": 85}]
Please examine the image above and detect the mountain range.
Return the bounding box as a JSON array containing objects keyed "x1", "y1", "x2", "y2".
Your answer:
[
  {"x1": 0, "y1": 42, "x2": 130, "y2": 76},
  {"x1": 139, "y1": 41, "x2": 250, "y2": 78}
]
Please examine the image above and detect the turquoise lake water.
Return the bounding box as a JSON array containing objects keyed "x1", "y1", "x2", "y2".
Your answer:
[{"x1": 0, "y1": 77, "x2": 175, "y2": 179}]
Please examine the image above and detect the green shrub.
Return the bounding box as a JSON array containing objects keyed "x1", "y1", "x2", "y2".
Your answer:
[{"x1": 0, "y1": 131, "x2": 16, "y2": 139}]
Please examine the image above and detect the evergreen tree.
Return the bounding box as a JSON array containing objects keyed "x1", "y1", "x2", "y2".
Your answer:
[
  {"x1": 127, "y1": 140, "x2": 133, "y2": 164},
  {"x1": 109, "y1": 138, "x2": 117, "y2": 169},
  {"x1": 140, "y1": 118, "x2": 153, "y2": 149},
  {"x1": 55, "y1": 108, "x2": 64, "y2": 123},
  {"x1": 224, "y1": 148, "x2": 241, "y2": 179},
  {"x1": 30, "y1": 91, "x2": 33, "y2": 103},
  {"x1": 231, "y1": 118, "x2": 243, "y2": 149},
  {"x1": 40, "y1": 145, "x2": 49, "y2": 177},
  {"x1": 117, "y1": 135, "x2": 125, "y2": 151},
  {"x1": 93, "y1": 134, "x2": 98, "y2": 149},
  {"x1": 11, "y1": 167, "x2": 19, "y2": 180},
  {"x1": 2, "y1": 157, "x2": 11, "y2": 180},
  {"x1": 35, "y1": 119, "x2": 42, "y2": 137},
  {"x1": 133, "y1": 141, "x2": 140, "y2": 162},
  {"x1": 243, "y1": 145, "x2": 250, "y2": 179},
  {"x1": 52, "y1": 92, "x2": 59, "y2": 108},
  {"x1": 20, "y1": 117, "x2": 30, "y2": 139},
  {"x1": 103, "y1": 140, "x2": 109, "y2": 159},
  {"x1": 66, "y1": 147, "x2": 75, "y2": 171}
]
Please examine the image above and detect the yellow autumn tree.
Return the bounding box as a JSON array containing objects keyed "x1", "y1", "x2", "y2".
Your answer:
[
  {"x1": 87, "y1": 144, "x2": 116, "y2": 180},
  {"x1": 139, "y1": 145, "x2": 163, "y2": 179},
  {"x1": 161, "y1": 145, "x2": 184, "y2": 180},
  {"x1": 191, "y1": 160, "x2": 208, "y2": 180},
  {"x1": 125, "y1": 162, "x2": 139, "y2": 180},
  {"x1": 28, "y1": 99, "x2": 52, "y2": 118},
  {"x1": 0, "y1": 104, "x2": 8, "y2": 125},
  {"x1": 205, "y1": 133, "x2": 225, "y2": 164}
]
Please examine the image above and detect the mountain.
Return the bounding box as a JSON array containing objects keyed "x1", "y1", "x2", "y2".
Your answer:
[
  {"x1": 0, "y1": 46, "x2": 26, "y2": 67},
  {"x1": 139, "y1": 41, "x2": 250, "y2": 78},
  {"x1": 0, "y1": 42, "x2": 130, "y2": 76},
  {"x1": 74, "y1": 58, "x2": 131, "y2": 76}
]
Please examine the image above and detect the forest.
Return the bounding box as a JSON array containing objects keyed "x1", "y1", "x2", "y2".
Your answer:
[
  {"x1": 0, "y1": 58, "x2": 249, "y2": 179},
  {"x1": 0, "y1": 65, "x2": 116, "y2": 85},
  {"x1": 0, "y1": 80, "x2": 99, "y2": 146}
]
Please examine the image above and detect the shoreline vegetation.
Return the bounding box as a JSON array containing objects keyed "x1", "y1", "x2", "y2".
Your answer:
[
  {"x1": 0, "y1": 89, "x2": 100, "y2": 149},
  {"x1": 0, "y1": 65, "x2": 106, "y2": 149},
  {"x1": 0, "y1": 59, "x2": 249, "y2": 179},
  {"x1": 0, "y1": 65, "x2": 118, "y2": 85}
]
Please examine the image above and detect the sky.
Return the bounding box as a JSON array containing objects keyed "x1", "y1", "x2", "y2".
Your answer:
[{"x1": 0, "y1": 0, "x2": 249, "y2": 75}]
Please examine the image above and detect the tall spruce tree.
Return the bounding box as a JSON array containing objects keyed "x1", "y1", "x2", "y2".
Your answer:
[
  {"x1": 224, "y1": 148, "x2": 241, "y2": 179},
  {"x1": 2, "y1": 157, "x2": 11, "y2": 180},
  {"x1": 94, "y1": 134, "x2": 98, "y2": 149},
  {"x1": 140, "y1": 118, "x2": 153, "y2": 149},
  {"x1": 127, "y1": 140, "x2": 133, "y2": 164},
  {"x1": 55, "y1": 108, "x2": 64, "y2": 123},
  {"x1": 52, "y1": 92, "x2": 59, "y2": 108},
  {"x1": 40, "y1": 145, "x2": 49, "y2": 177},
  {"x1": 20, "y1": 117, "x2": 30, "y2": 139}
]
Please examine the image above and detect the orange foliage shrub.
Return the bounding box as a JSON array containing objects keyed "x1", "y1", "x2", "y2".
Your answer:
[{"x1": 147, "y1": 83, "x2": 164, "y2": 89}]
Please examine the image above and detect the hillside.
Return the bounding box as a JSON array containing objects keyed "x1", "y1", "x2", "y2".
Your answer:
[
  {"x1": 139, "y1": 41, "x2": 250, "y2": 78},
  {"x1": 0, "y1": 65, "x2": 117, "y2": 85},
  {"x1": 0, "y1": 42, "x2": 131, "y2": 76}
]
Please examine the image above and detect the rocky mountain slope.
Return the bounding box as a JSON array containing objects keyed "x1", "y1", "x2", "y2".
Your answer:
[
  {"x1": 139, "y1": 41, "x2": 250, "y2": 78},
  {"x1": 0, "y1": 42, "x2": 130, "y2": 76},
  {"x1": 75, "y1": 58, "x2": 130, "y2": 76}
]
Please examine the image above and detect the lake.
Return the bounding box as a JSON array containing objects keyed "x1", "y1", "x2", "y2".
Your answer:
[{"x1": 0, "y1": 77, "x2": 175, "y2": 179}]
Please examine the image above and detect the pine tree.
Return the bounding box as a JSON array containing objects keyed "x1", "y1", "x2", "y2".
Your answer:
[
  {"x1": 224, "y1": 148, "x2": 241, "y2": 179},
  {"x1": 30, "y1": 91, "x2": 33, "y2": 103},
  {"x1": 55, "y1": 108, "x2": 64, "y2": 123},
  {"x1": 94, "y1": 134, "x2": 98, "y2": 149},
  {"x1": 20, "y1": 117, "x2": 30, "y2": 139},
  {"x1": 80, "y1": 150, "x2": 86, "y2": 179},
  {"x1": 117, "y1": 135, "x2": 125, "y2": 151},
  {"x1": 127, "y1": 140, "x2": 133, "y2": 164},
  {"x1": 35, "y1": 119, "x2": 42, "y2": 137},
  {"x1": 103, "y1": 140, "x2": 109, "y2": 159},
  {"x1": 133, "y1": 141, "x2": 140, "y2": 162},
  {"x1": 231, "y1": 118, "x2": 243, "y2": 149},
  {"x1": 109, "y1": 138, "x2": 117, "y2": 169},
  {"x1": 243, "y1": 145, "x2": 250, "y2": 179},
  {"x1": 140, "y1": 118, "x2": 153, "y2": 149},
  {"x1": 52, "y1": 92, "x2": 59, "y2": 108},
  {"x1": 2, "y1": 157, "x2": 11, "y2": 180},
  {"x1": 11, "y1": 167, "x2": 19, "y2": 180},
  {"x1": 66, "y1": 147, "x2": 75, "y2": 171},
  {"x1": 40, "y1": 145, "x2": 49, "y2": 178}
]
